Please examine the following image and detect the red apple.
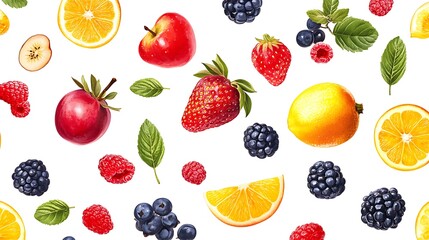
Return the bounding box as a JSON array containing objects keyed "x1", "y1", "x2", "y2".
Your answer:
[
  {"x1": 55, "y1": 75, "x2": 120, "y2": 145},
  {"x1": 138, "y1": 12, "x2": 196, "y2": 68}
]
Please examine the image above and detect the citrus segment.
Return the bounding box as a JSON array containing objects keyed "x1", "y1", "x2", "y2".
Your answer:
[
  {"x1": 58, "y1": 0, "x2": 121, "y2": 48},
  {"x1": 204, "y1": 175, "x2": 284, "y2": 227},
  {"x1": 0, "y1": 201, "x2": 25, "y2": 240},
  {"x1": 411, "y1": 2, "x2": 429, "y2": 38},
  {"x1": 374, "y1": 104, "x2": 429, "y2": 171},
  {"x1": 416, "y1": 202, "x2": 429, "y2": 239},
  {"x1": 0, "y1": 9, "x2": 9, "y2": 35}
]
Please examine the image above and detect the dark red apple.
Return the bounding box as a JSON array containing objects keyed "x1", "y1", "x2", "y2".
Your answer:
[
  {"x1": 55, "y1": 75, "x2": 120, "y2": 145},
  {"x1": 138, "y1": 12, "x2": 196, "y2": 68}
]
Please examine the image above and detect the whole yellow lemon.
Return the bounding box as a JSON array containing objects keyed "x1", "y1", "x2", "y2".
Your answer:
[{"x1": 287, "y1": 82, "x2": 363, "y2": 147}]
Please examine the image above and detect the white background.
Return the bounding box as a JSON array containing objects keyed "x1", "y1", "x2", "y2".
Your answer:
[{"x1": 1, "y1": 0, "x2": 429, "y2": 239}]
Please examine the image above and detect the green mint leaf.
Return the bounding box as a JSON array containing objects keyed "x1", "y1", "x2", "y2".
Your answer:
[
  {"x1": 323, "y1": 0, "x2": 339, "y2": 16},
  {"x1": 333, "y1": 17, "x2": 379, "y2": 52},
  {"x1": 34, "y1": 200, "x2": 73, "y2": 225},
  {"x1": 138, "y1": 119, "x2": 165, "y2": 184},
  {"x1": 380, "y1": 36, "x2": 407, "y2": 95},
  {"x1": 330, "y1": 8, "x2": 349, "y2": 23},
  {"x1": 2, "y1": 0, "x2": 27, "y2": 8},
  {"x1": 306, "y1": 9, "x2": 329, "y2": 24},
  {"x1": 130, "y1": 78, "x2": 168, "y2": 98}
]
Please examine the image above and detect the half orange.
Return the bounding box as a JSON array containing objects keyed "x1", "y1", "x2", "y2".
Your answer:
[
  {"x1": 374, "y1": 104, "x2": 429, "y2": 171},
  {"x1": 0, "y1": 201, "x2": 25, "y2": 240},
  {"x1": 204, "y1": 175, "x2": 284, "y2": 227},
  {"x1": 58, "y1": 0, "x2": 121, "y2": 48}
]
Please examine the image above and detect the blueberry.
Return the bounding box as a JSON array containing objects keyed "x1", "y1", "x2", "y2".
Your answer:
[
  {"x1": 161, "y1": 212, "x2": 180, "y2": 228},
  {"x1": 134, "y1": 202, "x2": 154, "y2": 223},
  {"x1": 155, "y1": 228, "x2": 174, "y2": 240},
  {"x1": 313, "y1": 29, "x2": 325, "y2": 43},
  {"x1": 63, "y1": 237, "x2": 75, "y2": 240},
  {"x1": 306, "y1": 18, "x2": 321, "y2": 30},
  {"x1": 136, "y1": 219, "x2": 145, "y2": 231},
  {"x1": 142, "y1": 215, "x2": 163, "y2": 236},
  {"x1": 153, "y1": 198, "x2": 173, "y2": 216},
  {"x1": 177, "y1": 224, "x2": 197, "y2": 240},
  {"x1": 296, "y1": 30, "x2": 314, "y2": 47}
]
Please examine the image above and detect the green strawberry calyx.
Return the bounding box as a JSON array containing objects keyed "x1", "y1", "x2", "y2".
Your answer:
[
  {"x1": 193, "y1": 54, "x2": 256, "y2": 117},
  {"x1": 255, "y1": 34, "x2": 281, "y2": 52},
  {"x1": 72, "y1": 74, "x2": 121, "y2": 111}
]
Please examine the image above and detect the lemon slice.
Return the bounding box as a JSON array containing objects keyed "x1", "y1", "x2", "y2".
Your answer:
[
  {"x1": 57, "y1": 0, "x2": 121, "y2": 48},
  {"x1": 0, "y1": 201, "x2": 25, "y2": 240},
  {"x1": 416, "y1": 202, "x2": 429, "y2": 239},
  {"x1": 411, "y1": 2, "x2": 429, "y2": 38}
]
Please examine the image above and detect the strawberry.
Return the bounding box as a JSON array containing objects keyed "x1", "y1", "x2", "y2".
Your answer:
[
  {"x1": 252, "y1": 34, "x2": 292, "y2": 86},
  {"x1": 181, "y1": 55, "x2": 255, "y2": 132}
]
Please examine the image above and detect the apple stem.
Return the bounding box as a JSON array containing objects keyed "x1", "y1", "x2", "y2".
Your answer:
[
  {"x1": 99, "y1": 78, "x2": 117, "y2": 99},
  {"x1": 144, "y1": 26, "x2": 157, "y2": 37}
]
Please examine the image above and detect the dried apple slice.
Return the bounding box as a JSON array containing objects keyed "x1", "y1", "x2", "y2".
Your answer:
[{"x1": 18, "y1": 34, "x2": 52, "y2": 71}]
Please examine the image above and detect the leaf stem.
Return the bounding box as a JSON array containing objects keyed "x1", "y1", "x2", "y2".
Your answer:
[
  {"x1": 153, "y1": 168, "x2": 160, "y2": 184},
  {"x1": 99, "y1": 78, "x2": 117, "y2": 100},
  {"x1": 69, "y1": 206, "x2": 75, "y2": 209},
  {"x1": 389, "y1": 85, "x2": 391, "y2": 96},
  {"x1": 322, "y1": 23, "x2": 333, "y2": 34}
]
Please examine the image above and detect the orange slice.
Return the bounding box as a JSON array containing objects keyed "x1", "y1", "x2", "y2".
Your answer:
[
  {"x1": 58, "y1": 0, "x2": 121, "y2": 48},
  {"x1": 204, "y1": 175, "x2": 284, "y2": 227},
  {"x1": 411, "y1": 2, "x2": 429, "y2": 39},
  {"x1": 416, "y1": 202, "x2": 429, "y2": 240},
  {"x1": 0, "y1": 201, "x2": 25, "y2": 240},
  {"x1": 374, "y1": 104, "x2": 429, "y2": 171},
  {"x1": 0, "y1": 9, "x2": 9, "y2": 35}
]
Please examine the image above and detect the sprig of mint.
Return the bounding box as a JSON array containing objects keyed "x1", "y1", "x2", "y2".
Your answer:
[
  {"x1": 137, "y1": 119, "x2": 165, "y2": 184},
  {"x1": 307, "y1": 0, "x2": 378, "y2": 52},
  {"x1": 2, "y1": 0, "x2": 27, "y2": 8},
  {"x1": 380, "y1": 36, "x2": 407, "y2": 95},
  {"x1": 34, "y1": 200, "x2": 74, "y2": 225},
  {"x1": 130, "y1": 78, "x2": 169, "y2": 98}
]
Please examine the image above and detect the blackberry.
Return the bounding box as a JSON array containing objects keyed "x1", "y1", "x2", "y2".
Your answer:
[
  {"x1": 222, "y1": 0, "x2": 263, "y2": 24},
  {"x1": 243, "y1": 123, "x2": 279, "y2": 159},
  {"x1": 307, "y1": 161, "x2": 345, "y2": 199},
  {"x1": 11, "y1": 159, "x2": 50, "y2": 196},
  {"x1": 361, "y1": 187, "x2": 406, "y2": 230}
]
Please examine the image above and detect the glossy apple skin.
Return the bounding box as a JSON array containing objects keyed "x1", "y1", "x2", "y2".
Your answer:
[
  {"x1": 55, "y1": 89, "x2": 111, "y2": 145},
  {"x1": 138, "y1": 12, "x2": 196, "y2": 68}
]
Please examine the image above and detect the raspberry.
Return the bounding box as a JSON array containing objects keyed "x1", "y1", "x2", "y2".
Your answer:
[
  {"x1": 310, "y1": 42, "x2": 333, "y2": 63},
  {"x1": 11, "y1": 101, "x2": 30, "y2": 118},
  {"x1": 289, "y1": 223, "x2": 325, "y2": 240},
  {"x1": 0, "y1": 81, "x2": 29, "y2": 105},
  {"x1": 369, "y1": 0, "x2": 393, "y2": 16},
  {"x1": 98, "y1": 154, "x2": 135, "y2": 184},
  {"x1": 82, "y1": 204, "x2": 113, "y2": 234},
  {"x1": 182, "y1": 161, "x2": 206, "y2": 185}
]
